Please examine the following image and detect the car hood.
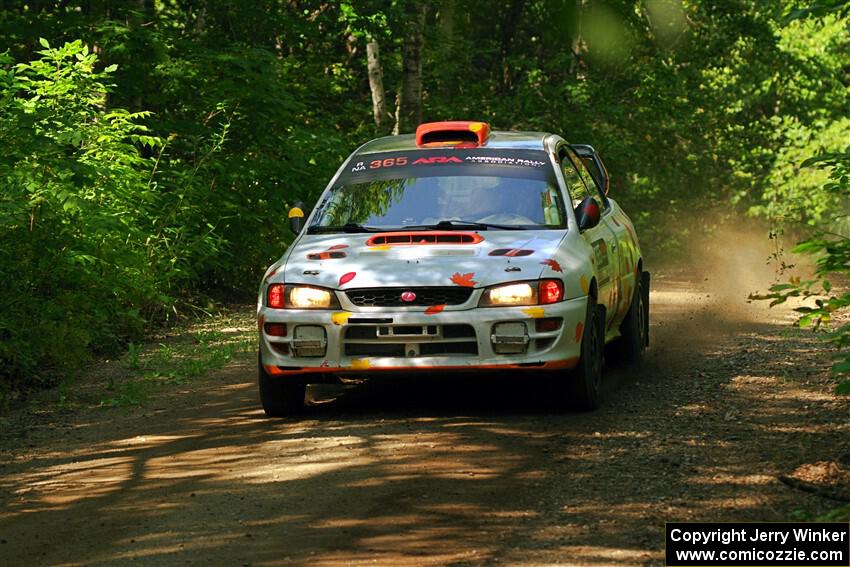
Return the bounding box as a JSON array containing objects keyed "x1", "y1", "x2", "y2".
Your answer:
[{"x1": 280, "y1": 231, "x2": 568, "y2": 289}]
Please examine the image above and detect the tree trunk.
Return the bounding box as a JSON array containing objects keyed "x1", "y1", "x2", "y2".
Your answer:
[
  {"x1": 438, "y1": 0, "x2": 456, "y2": 43},
  {"x1": 570, "y1": 0, "x2": 587, "y2": 79},
  {"x1": 395, "y1": 1, "x2": 427, "y2": 134},
  {"x1": 499, "y1": 0, "x2": 525, "y2": 93},
  {"x1": 366, "y1": 38, "x2": 391, "y2": 135},
  {"x1": 130, "y1": 0, "x2": 154, "y2": 112}
]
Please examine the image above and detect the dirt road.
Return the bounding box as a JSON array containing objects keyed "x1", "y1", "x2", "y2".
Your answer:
[{"x1": 1, "y1": 269, "x2": 848, "y2": 566}]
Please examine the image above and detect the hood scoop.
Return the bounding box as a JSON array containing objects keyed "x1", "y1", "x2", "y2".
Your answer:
[{"x1": 366, "y1": 232, "x2": 484, "y2": 246}]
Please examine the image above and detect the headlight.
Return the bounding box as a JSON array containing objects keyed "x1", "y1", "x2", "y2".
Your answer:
[
  {"x1": 482, "y1": 283, "x2": 536, "y2": 306},
  {"x1": 290, "y1": 286, "x2": 333, "y2": 308},
  {"x1": 266, "y1": 284, "x2": 339, "y2": 309},
  {"x1": 479, "y1": 279, "x2": 564, "y2": 307}
]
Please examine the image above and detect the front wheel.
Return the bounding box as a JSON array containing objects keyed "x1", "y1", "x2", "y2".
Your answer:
[
  {"x1": 552, "y1": 297, "x2": 606, "y2": 411},
  {"x1": 258, "y1": 352, "x2": 306, "y2": 417}
]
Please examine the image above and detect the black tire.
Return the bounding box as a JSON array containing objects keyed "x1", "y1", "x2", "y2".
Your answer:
[
  {"x1": 258, "y1": 352, "x2": 306, "y2": 417},
  {"x1": 610, "y1": 270, "x2": 649, "y2": 364},
  {"x1": 552, "y1": 296, "x2": 605, "y2": 411}
]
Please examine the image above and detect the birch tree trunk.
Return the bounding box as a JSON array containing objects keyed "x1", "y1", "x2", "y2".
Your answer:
[
  {"x1": 366, "y1": 38, "x2": 391, "y2": 135},
  {"x1": 395, "y1": 1, "x2": 427, "y2": 134}
]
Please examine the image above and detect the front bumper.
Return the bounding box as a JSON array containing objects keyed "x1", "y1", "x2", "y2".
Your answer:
[{"x1": 259, "y1": 295, "x2": 589, "y2": 376}]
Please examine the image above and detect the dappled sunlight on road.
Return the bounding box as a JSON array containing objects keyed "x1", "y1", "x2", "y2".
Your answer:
[{"x1": 1, "y1": 271, "x2": 847, "y2": 566}]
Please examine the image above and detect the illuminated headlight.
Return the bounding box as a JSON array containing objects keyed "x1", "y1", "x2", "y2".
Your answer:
[
  {"x1": 288, "y1": 286, "x2": 338, "y2": 309},
  {"x1": 479, "y1": 280, "x2": 564, "y2": 307},
  {"x1": 266, "y1": 284, "x2": 339, "y2": 309},
  {"x1": 480, "y1": 283, "x2": 536, "y2": 306}
]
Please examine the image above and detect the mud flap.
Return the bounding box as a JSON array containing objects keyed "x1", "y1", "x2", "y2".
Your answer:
[{"x1": 641, "y1": 271, "x2": 650, "y2": 346}]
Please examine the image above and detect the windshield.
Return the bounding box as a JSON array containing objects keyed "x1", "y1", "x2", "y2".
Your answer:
[{"x1": 311, "y1": 149, "x2": 565, "y2": 231}]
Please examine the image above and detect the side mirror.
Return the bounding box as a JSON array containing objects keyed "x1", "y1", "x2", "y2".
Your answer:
[
  {"x1": 574, "y1": 197, "x2": 600, "y2": 231},
  {"x1": 288, "y1": 203, "x2": 306, "y2": 234}
]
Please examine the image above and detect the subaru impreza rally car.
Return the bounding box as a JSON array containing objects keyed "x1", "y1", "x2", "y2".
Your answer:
[{"x1": 257, "y1": 121, "x2": 649, "y2": 416}]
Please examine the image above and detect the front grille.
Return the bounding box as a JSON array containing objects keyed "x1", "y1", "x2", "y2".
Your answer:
[
  {"x1": 345, "y1": 287, "x2": 473, "y2": 307},
  {"x1": 344, "y1": 324, "x2": 474, "y2": 340},
  {"x1": 346, "y1": 343, "x2": 406, "y2": 357},
  {"x1": 343, "y1": 324, "x2": 478, "y2": 358}
]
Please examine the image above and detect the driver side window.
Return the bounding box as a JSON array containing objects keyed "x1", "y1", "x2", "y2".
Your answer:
[
  {"x1": 561, "y1": 149, "x2": 607, "y2": 211},
  {"x1": 561, "y1": 152, "x2": 592, "y2": 208}
]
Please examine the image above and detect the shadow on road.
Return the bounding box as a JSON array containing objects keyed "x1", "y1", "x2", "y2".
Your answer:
[{"x1": 1, "y1": 273, "x2": 846, "y2": 566}]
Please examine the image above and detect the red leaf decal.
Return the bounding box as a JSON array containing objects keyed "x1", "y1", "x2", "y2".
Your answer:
[
  {"x1": 541, "y1": 259, "x2": 563, "y2": 272},
  {"x1": 339, "y1": 272, "x2": 356, "y2": 286},
  {"x1": 328, "y1": 244, "x2": 349, "y2": 250},
  {"x1": 450, "y1": 272, "x2": 477, "y2": 287},
  {"x1": 425, "y1": 304, "x2": 446, "y2": 315}
]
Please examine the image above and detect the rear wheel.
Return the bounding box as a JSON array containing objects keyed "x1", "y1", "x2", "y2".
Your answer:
[
  {"x1": 258, "y1": 351, "x2": 306, "y2": 417},
  {"x1": 553, "y1": 296, "x2": 606, "y2": 411},
  {"x1": 610, "y1": 270, "x2": 649, "y2": 364}
]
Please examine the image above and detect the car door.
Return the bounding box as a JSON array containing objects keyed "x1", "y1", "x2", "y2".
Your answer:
[
  {"x1": 559, "y1": 148, "x2": 620, "y2": 328},
  {"x1": 569, "y1": 145, "x2": 635, "y2": 328}
]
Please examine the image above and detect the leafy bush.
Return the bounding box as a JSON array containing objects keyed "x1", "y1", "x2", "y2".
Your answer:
[
  {"x1": 0, "y1": 41, "x2": 148, "y2": 399},
  {"x1": 754, "y1": 149, "x2": 850, "y2": 395},
  {"x1": 0, "y1": 40, "x2": 214, "y2": 404}
]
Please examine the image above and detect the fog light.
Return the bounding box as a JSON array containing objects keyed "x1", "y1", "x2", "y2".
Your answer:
[
  {"x1": 291, "y1": 325, "x2": 327, "y2": 357},
  {"x1": 270, "y1": 342, "x2": 290, "y2": 355},
  {"x1": 535, "y1": 317, "x2": 562, "y2": 333},
  {"x1": 491, "y1": 322, "x2": 529, "y2": 354}
]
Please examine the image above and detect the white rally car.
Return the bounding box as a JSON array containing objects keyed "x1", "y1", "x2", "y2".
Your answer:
[{"x1": 257, "y1": 121, "x2": 649, "y2": 416}]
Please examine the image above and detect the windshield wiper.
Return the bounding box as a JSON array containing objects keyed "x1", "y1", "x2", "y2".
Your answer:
[
  {"x1": 307, "y1": 223, "x2": 385, "y2": 234},
  {"x1": 403, "y1": 219, "x2": 524, "y2": 231}
]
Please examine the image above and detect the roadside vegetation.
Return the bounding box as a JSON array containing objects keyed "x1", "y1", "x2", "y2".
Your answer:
[
  {"x1": 0, "y1": 1, "x2": 848, "y2": 408},
  {"x1": 45, "y1": 308, "x2": 255, "y2": 411},
  {"x1": 100, "y1": 318, "x2": 255, "y2": 408}
]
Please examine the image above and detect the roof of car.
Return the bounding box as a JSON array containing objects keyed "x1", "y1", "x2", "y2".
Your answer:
[{"x1": 355, "y1": 130, "x2": 552, "y2": 155}]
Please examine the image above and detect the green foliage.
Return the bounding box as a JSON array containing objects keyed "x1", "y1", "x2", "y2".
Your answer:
[
  {"x1": 785, "y1": 0, "x2": 850, "y2": 21},
  {"x1": 752, "y1": 150, "x2": 850, "y2": 394},
  {"x1": 100, "y1": 379, "x2": 151, "y2": 408},
  {"x1": 0, "y1": 40, "x2": 160, "y2": 401},
  {"x1": 101, "y1": 326, "x2": 254, "y2": 407},
  {"x1": 0, "y1": 1, "x2": 848, "y2": 402},
  {"x1": 818, "y1": 503, "x2": 850, "y2": 522}
]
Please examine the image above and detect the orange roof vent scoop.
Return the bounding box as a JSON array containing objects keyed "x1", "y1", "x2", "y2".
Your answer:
[{"x1": 415, "y1": 121, "x2": 490, "y2": 147}]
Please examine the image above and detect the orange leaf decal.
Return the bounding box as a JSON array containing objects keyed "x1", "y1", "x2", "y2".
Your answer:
[
  {"x1": 579, "y1": 275, "x2": 590, "y2": 294},
  {"x1": 450, "y1": 272, "x2": 477, "y2": 287},
  {"x1": 575, "y1": 322, "x2": 584, "y2": 343},
  {"x1": 328, "y1": 244, "x2": 349, "y2": 250},
  {"x1": 339, "y1": 272, "x2": 356, "y2": 286},
  {"x1": 425, "y1": 304, "x2": 446, "y2": 315},
  {"x1": 541, "y1": 259, "x2": 563, "y2": 272}
]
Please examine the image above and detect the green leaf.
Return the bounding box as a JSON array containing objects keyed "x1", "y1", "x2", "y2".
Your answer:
[
  {"x1": 791, "y1": 240, "x2": 827, "y2": 255},
  {"x1": 104, "y1": 64, "x2": 118, "y2": 73},
  {"x1": 38, "y1": 37, "x2": 50, "y2": 48}
]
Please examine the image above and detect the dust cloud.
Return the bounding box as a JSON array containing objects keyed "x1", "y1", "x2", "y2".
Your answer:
[{"x1": 647, "y1": 209, "x2": 815, "y2": 328}]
